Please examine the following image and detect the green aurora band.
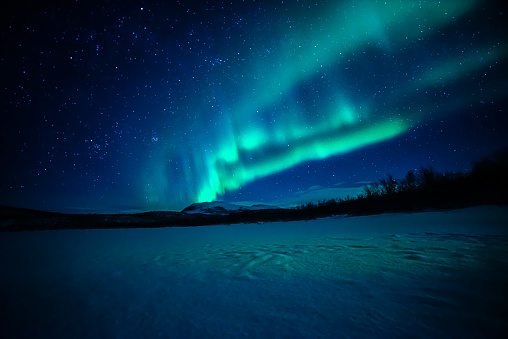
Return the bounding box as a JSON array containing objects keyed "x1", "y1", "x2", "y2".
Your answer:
[{"x1": 143, "y1": 0, "x2": 507, "y2": 210}]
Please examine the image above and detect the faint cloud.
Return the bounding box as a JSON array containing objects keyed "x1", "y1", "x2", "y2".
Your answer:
[{"x1": 275, "y1": 185, "x2": 365, "y2": 208}]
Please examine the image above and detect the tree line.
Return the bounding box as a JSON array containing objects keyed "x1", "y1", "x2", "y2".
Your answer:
[{"x1": 294, "y1": 148, "x2": 508, "y2": 216}]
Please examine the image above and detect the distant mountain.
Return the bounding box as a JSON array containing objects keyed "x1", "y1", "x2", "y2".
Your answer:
[
  {"x1": 0, "y1": 206, "x2": 62, "y2": 218},
  {"x1": 0, "y1": 202, "x2": 289, "y2": 231},
  {"x1": 181, "y1": 201, "x2": 281, "y2": 215}
]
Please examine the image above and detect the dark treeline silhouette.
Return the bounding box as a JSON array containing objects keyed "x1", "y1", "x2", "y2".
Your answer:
[
  {"x1": 2, "y1": 149, "x2": 508, "y2": 231},
  {"x1": 294, "y1": 148, "x2": 508, "y2": 217},
  {"x1": 0, "y1": 207, "x2": 303, "y2": 231}
]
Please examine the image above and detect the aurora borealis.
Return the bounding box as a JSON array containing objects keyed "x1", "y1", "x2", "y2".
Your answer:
[{"x1": 1, "y1": 0, "x2": 507, "y2": 213}]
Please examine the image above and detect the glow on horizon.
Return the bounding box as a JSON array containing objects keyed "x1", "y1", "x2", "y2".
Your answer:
[{"x1": 141, "y1": 0, "x2": 508, "y2": 210}]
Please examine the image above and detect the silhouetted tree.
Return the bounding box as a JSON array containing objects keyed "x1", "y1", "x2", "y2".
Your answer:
[
  {"x1": 401, "y1": 170, "x2": 417, "y2": 191},
  {"x1": 362, "y1": 183, "x2": 381, "y2": 197},
  {"x1": 290, "y1": 149, "x2": 508, "y2": 221},
  {"x1": 379, "y1": 173, "x2": 397, "y2": 194},
  {"x1": 418, "y1": 166, "x2": 437, "y2": 187}
]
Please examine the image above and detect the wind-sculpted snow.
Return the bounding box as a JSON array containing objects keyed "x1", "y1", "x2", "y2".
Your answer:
[
  {"x1": 1, "y1": 206, "x2": 507, "y2": 338},
  {"x1": 135, "y1": 233, "x2": 508, "y2": 281}
]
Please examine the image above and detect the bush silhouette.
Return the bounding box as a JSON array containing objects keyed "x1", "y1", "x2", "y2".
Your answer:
[{"x1": 295, "y1": 148, "x2": 508, "y2": 217}]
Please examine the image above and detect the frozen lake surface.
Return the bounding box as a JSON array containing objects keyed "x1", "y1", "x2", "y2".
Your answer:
[{"x1": 1, "y1": 206, "x2": 508, "y2": 338}]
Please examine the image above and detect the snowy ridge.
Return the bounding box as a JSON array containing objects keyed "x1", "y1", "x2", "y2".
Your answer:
[{"x1": 181, "y1": 201, "x2": 280, "y2": 215}]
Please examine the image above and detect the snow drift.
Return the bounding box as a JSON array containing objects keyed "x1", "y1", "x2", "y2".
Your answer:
[{"x1": 0, "y1": 205, "x2": 507, "y2": 338}]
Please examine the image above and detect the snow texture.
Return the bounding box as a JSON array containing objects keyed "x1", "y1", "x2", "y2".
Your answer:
[{"x1": 1, "y1": 205, "x2": 507, "y2": 338}]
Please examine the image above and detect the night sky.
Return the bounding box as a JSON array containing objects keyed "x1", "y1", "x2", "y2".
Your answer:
[{"x1": 1, "y1": 0, "x2": 507, "y2": 213}]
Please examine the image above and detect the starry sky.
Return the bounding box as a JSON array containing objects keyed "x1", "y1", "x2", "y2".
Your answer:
[{"x1": 1, "y1": 0, "x2": 507, "y2": 213}]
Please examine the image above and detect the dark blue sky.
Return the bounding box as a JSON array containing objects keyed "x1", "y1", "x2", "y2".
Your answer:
[{"x1": 1, "y1": 0, "x2": 507, "y2": 213}]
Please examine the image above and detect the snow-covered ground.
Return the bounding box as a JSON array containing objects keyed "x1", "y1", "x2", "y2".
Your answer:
[{"x1": 1, "y1": 205, "x2": 508, "y2": 338}]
